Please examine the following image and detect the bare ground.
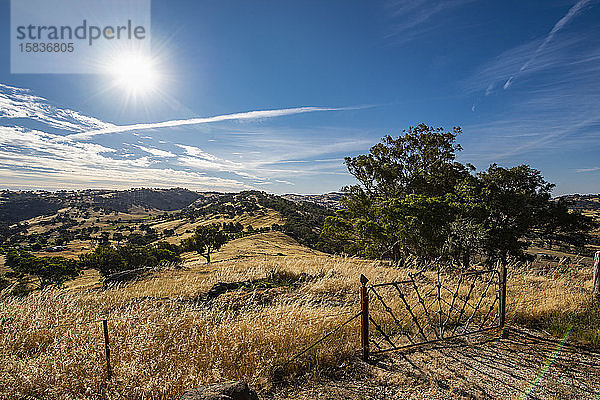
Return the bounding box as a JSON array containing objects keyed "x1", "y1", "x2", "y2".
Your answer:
[{"x1": 266, "y1": 328, "x2": 600, "y2": 400}]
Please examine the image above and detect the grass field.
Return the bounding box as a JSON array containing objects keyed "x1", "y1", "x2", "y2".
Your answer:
[{"x1": 1, "y1": 232, "x2": 599, "y2": 399}]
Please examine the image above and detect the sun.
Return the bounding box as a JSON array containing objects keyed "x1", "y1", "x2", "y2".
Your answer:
[{"x1": 107, "y1": 52, "x2": 160, "y2": 96}]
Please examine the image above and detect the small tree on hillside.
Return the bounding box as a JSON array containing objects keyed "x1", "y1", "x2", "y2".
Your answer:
[
  {"x1": 79, "y1": 243, "x2": 182, "y2": 277},
  {"x1": 113, "y1": 232, "x2": 124, "y2": 244},
  {"x1": 181, "y1": 224, "x2": 228, "y2": 263}
]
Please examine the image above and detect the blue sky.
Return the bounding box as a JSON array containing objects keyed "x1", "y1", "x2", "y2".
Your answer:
[{"x1": 0, "y1": 0, "x2": 599, "y2": 195}]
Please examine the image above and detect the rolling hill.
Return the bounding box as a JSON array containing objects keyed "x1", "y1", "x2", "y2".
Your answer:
[{"x1": 0, "y1": 189, "x2": 335, "y2": 259}]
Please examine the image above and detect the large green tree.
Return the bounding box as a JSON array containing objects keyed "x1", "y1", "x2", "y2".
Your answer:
[
  {"x1": 320, "y1": 124, "x2": 592, "y2": 266},
  {"x1": 320, "y1": 124, "x2": 469, "y2": 264},
  {"x1": 473, "y1": 164, "x2": 592, "y2": 264}
]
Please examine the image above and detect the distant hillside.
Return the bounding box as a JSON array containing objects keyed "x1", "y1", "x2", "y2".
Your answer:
[
  {"x1": 0, "y1": 191, "x2": 64, "y2": 225},
  {"x1": 3, "y1": 188, "x2": 597, "y2": 229},
  {"x1": 1, "y1": 188, "x2": 599, "y2": 267},
  {"x1": 0, "y1": 188, "x2": 200, "y2": 225},
  {"x1": 172, "y1": 191, "x2": 334, "y2": 248},
  {"x1": 91, "y1": 188, "x2": 201, "y2": 213},
  {"x1": 556, "y1": 194, "x2": 600, "y2": 211},
  {"x1": 281, "y1": 192, "x2": 344, "y2": 209},
  {"x1": 0, "y1": 189, "x2": 335, "y2": 253},
  {"x1": 254, "y1": 192, "x2": 333, "y2": 247}
]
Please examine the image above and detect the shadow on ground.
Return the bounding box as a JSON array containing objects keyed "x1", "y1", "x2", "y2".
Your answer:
[{"x1": 268, "y1": 329, "x2": 600, "y2": 400}]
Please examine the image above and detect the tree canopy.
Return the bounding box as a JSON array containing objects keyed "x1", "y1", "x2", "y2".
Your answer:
[
  {"x1": 79, "y1": 242, "x2": 181, "y2": 277},
  {"x1": 319, "y1": 123, "x2": 593, "y2": 266},
  {"x1": 180, "y1": 224, "x2": 228, "y2": 263},
  {"x1": 6, "y1": 249, "x2": 82, "y2": 289}
]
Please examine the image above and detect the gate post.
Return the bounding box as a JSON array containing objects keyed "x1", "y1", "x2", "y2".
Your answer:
[
  {"x1": 498, "y1": 263, "x2": 508, "y2": 338},
  {"x1": 360, "y1": 274, "x2": 369, "y2": 361}
]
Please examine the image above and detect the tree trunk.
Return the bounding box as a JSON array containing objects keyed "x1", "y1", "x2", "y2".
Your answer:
[
  {"x1": 392, "y1": 243, "x2": 401, "y2": 267},
  {"x1": 462, "y1": 252, "x2": 470, "y2": 269},
  {"x1": 593, "y1": 251, "x2": 600, "y2": 299}
]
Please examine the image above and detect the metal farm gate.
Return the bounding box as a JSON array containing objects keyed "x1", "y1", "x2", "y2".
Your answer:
[{"x1": 359, "y1": 264, "x2": 507, "y2": 361}]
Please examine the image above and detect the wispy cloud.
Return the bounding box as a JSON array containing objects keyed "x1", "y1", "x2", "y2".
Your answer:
[
  {"x1": 0, "y1": 126, "x2": 251, "y2": 191},
  {"x1": 175, "y1": 144, "x2": 220, "y2": 160},
  {"x1": 135, "y1": 145, "x2": 176, "y2": 158},
  {"x1": 65, "y1": 106, "x2": 359, "y2": 140},
  {"x1": 462, "y1": 114, "x2": 600, "y2": 164},
  {"x1": 461, "y1": 1, "x2": 600, "y2": 173},
  {"x1": 0, "y1": 84, "x2": 368, "y2": 192},
  {"x1": 575, "y1": 167, "x2": 600, "y2": 173},
  {"x1": 275, "y1": 179, "x2": 295, "y2": 185},
  {"x1": 384, "y1": 0, "x2": 475, "y2": 44},
  {"x1": 503, "y1": 0, "x2": 593, "y2": 90},
  {"x1": 173, "y1": 143, "x2": 263, "y2": 180},
  {"x1": 465, "y1": 34, "x2": 585, "y2": 95},
  {"x1": 174, "y1": 136, "x2": 368, "y2": 181},
  {"x1": 0, "y1": 84, "x2": 114, "y2": 132}
]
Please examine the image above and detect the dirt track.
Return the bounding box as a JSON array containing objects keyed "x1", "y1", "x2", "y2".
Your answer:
[{"x1": 268, "y1": 329, "x2": 600, "y2": 400}]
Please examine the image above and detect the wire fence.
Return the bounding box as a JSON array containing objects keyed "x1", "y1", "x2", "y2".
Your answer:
[
  {"x1": 0, "y1": 301, "x2": 362, "y2": 382},
  {"x1": 1, "y1": 258, "x2": 596, "y2": 387}
]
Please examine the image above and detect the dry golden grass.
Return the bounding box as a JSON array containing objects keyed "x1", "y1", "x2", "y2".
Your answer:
[
  {"x1": 0, "y1": 247, "x2": 393, "y2": 399},
  {"x1": 507, "y1": 261, "x2": 600, "y2": 346},
  {"x1": 1, "y1": 232, "x2": 599, "y2": 399}
]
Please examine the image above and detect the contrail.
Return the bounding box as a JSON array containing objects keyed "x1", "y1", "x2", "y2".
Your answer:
[
  {"x1": 504, "y1": 0, "x2": 592, "y2": 89},
  {"x1": 65, "y1": 106, "x2": 357, "y2": 140}
]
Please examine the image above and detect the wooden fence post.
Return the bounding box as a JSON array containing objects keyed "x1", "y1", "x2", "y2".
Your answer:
[
  {"x1": 102, "y1": 319, "x2": 112, "y2": 380},
  {"x1": 498, "y1": 263, "x2": 508, "y2": 338},
  {"x1": 593, "y1": 251, "x2": 600, "y2": 300},
  {"x1": 360, "y1": 274, "x2": 369, "y2": 362}
]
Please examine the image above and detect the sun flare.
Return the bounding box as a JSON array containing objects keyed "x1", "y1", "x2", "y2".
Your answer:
[{"x1": 108, "y1": 53, "x2": 159, "y2": 95}]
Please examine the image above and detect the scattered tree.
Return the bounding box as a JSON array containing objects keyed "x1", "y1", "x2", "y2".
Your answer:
[
  {"x1": 163, "y1": 228, "x2": 175, "y2": 237},
  {"x1": 180, "y1": 224, "x2": 228, "y2": 263},
  {"x1": 79, "y1": 243, "x2": 181, "y2": 277},
  {"x1": 5, "y1": 249, "x2": 82, "y2": 289},
  {"x1": 112, "y1": 232, "x2": 124, "y2": 243}
]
